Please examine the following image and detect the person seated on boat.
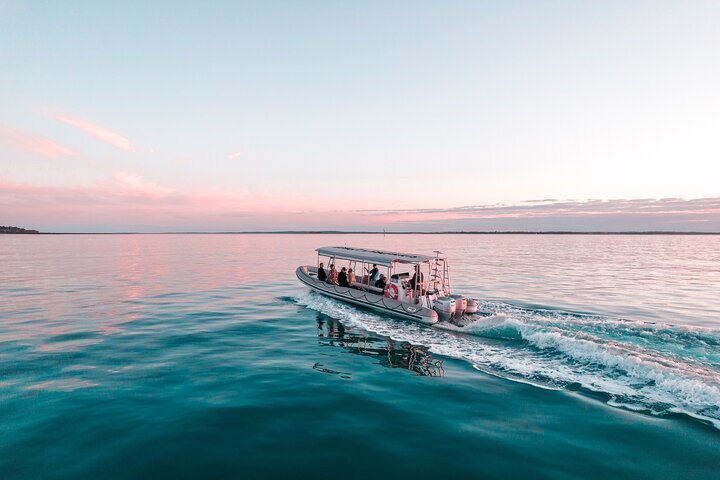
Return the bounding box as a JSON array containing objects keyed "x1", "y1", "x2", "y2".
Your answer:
[
  {"x1": 317, "y1": 262, "x2": 327, "y2": 282},
  {"x1": 408, "y1": 266, "x2": 425, "y2": 294},
  {"x1": 327, "y1": 264, "x2": 339, "y2": 285},
  {"x1": 374, "y1": 274, "x2": 387, "y2": 291},
  {"x1": 338, "y1": 267, "x2": 349, "y2": 287},
  {"x1": 366, "y1": 264, "x2": 380, "y2": 282},
  {"x1": 347, "y1": 268, "x2": 355, "y2": 285}
]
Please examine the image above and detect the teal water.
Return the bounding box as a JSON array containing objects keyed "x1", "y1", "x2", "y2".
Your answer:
[{"x1": 1, "y1": 234, "x2": 719, "y2": 479}]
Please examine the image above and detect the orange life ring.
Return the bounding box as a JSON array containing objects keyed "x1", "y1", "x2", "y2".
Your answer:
[{"x1": 385, "y1": 283, "x2": 399, "y2": 300}]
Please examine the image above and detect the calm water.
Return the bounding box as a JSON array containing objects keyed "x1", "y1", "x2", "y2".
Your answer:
[{"x1": 1, "y1": 234, "x2": 719, "y2": 479}]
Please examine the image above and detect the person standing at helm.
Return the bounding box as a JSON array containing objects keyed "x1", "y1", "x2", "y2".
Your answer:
[
  {"x1": 317, "y1": 262, "x2": 327, "y2": 282},
  {"x1": 409, "y1": 265, "x2": 425, "y2": 294},
  {"x1": 366, "y1": 264, "x2": 380, "y2": 282}
]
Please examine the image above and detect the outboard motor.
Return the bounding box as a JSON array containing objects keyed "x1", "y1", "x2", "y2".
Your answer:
[
  {"x1": 433, "y1": 296, "x2": 456, "y2": 321},
  {"x1": 449, "y1": 294, "x2": 467, "y2": 318},
  {"x1": 466, "y1": 298, "x2": 479, "y2": 315}
]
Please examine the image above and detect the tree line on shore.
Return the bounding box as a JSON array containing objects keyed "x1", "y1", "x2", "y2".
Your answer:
[{"x1": 0, "y1": 226, "x2": 39, "y2": 234}]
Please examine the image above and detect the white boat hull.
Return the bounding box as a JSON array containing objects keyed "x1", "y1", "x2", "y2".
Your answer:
[{"x1": 296, "y1": 266, "x2": 438, "y2": 325}]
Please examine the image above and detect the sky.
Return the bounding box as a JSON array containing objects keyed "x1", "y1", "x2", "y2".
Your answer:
[{"x1": 1, "y1": 0, "x2": 719, "y2": 232}]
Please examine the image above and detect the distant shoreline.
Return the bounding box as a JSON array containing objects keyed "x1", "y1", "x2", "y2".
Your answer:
[
  {"x1": 0, "y1": 226, "x2": 40, "y2": 234},
  {"x1": 17, "y1": 230, "x2": 720, "y2": 235}
]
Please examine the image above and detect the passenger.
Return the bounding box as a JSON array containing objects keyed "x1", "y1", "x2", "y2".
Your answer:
[
  {"x1": 317, "y1": 262, "x2": 327, "y2": 282},
  {"x1": 327, "y1": 264, "x2": 338, "y2": 285},
  {"x1": 347, "y1": 268, "x2": 355, "y2": 285},
  {"x1": 374, "y1": 274, "x2": 387, "y2": 291},
  {"x1": 338, "y1": 267, "x2": 349, "y2": 287},
  {"x1": 408, "y1": 266, "x2": 425, "y2": 294},
  {"x1": 366, "y1": 264, "x2": 380, "y2": 282}
]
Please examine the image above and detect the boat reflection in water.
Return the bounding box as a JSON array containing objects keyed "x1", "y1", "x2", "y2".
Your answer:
[{"x1": 315, "y1": 315, "x2": 444, "y2": 377}]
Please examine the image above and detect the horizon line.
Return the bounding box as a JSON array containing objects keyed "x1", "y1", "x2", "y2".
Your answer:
[{"x1": 9, "y1": 230, "x2": 720, "y2": 235}]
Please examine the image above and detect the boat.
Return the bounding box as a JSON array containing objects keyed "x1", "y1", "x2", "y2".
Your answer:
[{"x1": 296, "y1": 246, "x2": 479, "y2": 325}]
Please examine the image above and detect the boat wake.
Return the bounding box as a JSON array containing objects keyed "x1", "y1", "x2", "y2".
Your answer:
[{"x1": 294, "y1": 292, "x2": 720, "y2": 430}]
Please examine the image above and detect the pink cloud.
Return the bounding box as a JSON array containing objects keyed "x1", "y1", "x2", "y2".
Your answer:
[
  {"x1": 110, "y1": 172, "x2": 176, "y2": 198},
  {"x1": 0, "y1": 173, "x2": 354, "y2": 231},
  {"x1": 0, "y1": 125, "x2": 76, "y2": 158},
  {"x1": 358, "y1": 198, "x2": 720, "y2": 222},
  {"x1": 54, "y1": 114, "x2": 135, "y2": 151},
  {"x1": 2, "y1": 174, "x2": 718, "y2": 232},
  {"x1": 227, "y1": 151, "x2": 243, "y2": 160},
  {"x1": 354, "y1": 198, "x2": 720, "y2": 231}
]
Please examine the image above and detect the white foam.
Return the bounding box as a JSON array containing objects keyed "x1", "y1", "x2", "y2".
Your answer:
[{"x1": 294, "y1": 292, "x2": 720, "y2": 429}]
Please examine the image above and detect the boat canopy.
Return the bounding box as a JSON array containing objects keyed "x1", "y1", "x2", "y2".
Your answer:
[{"x1": 316, "y1": 246, "x2": 441, "y2": 267}]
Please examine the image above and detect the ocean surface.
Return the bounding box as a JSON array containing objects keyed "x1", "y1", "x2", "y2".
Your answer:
[{"x1": 1, "y1": 233, "x2": 719, "y2": 479}]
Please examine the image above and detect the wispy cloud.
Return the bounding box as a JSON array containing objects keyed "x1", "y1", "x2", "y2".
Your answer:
[
  {"x1": 54, "y1": 114, "x2": 135, "y2": 151},
  {"x1": 0, "y1": 125, "x2": 76, "y2": 158},
  {"x1": 110, "y1": 172, "x2": 176, "y2": 198},
  {"x1": 227, "y1": 151, "x2": 243, "y2": 160},
  {"x1": 359, "y1": 198, "x2": 720, "y2": 218},
  {"x1": 356, "y1": 198, "x2": 720, "y2": 231},
  {"x1": 0, "y1": 173, "x2": 346, "y2": 231},
  {"x1": 2, "y1": 174, "x2": 718, "y2": 232}
]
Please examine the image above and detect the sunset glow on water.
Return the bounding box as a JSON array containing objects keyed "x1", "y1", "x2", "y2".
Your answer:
[{"x1": 1, "y1": 234, "x2": 719, "y2": 478}]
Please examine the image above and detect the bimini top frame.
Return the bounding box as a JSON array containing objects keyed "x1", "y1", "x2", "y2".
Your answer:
[{"x1": 315, "y1": 246, "x2": 441, "y2": 267}]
